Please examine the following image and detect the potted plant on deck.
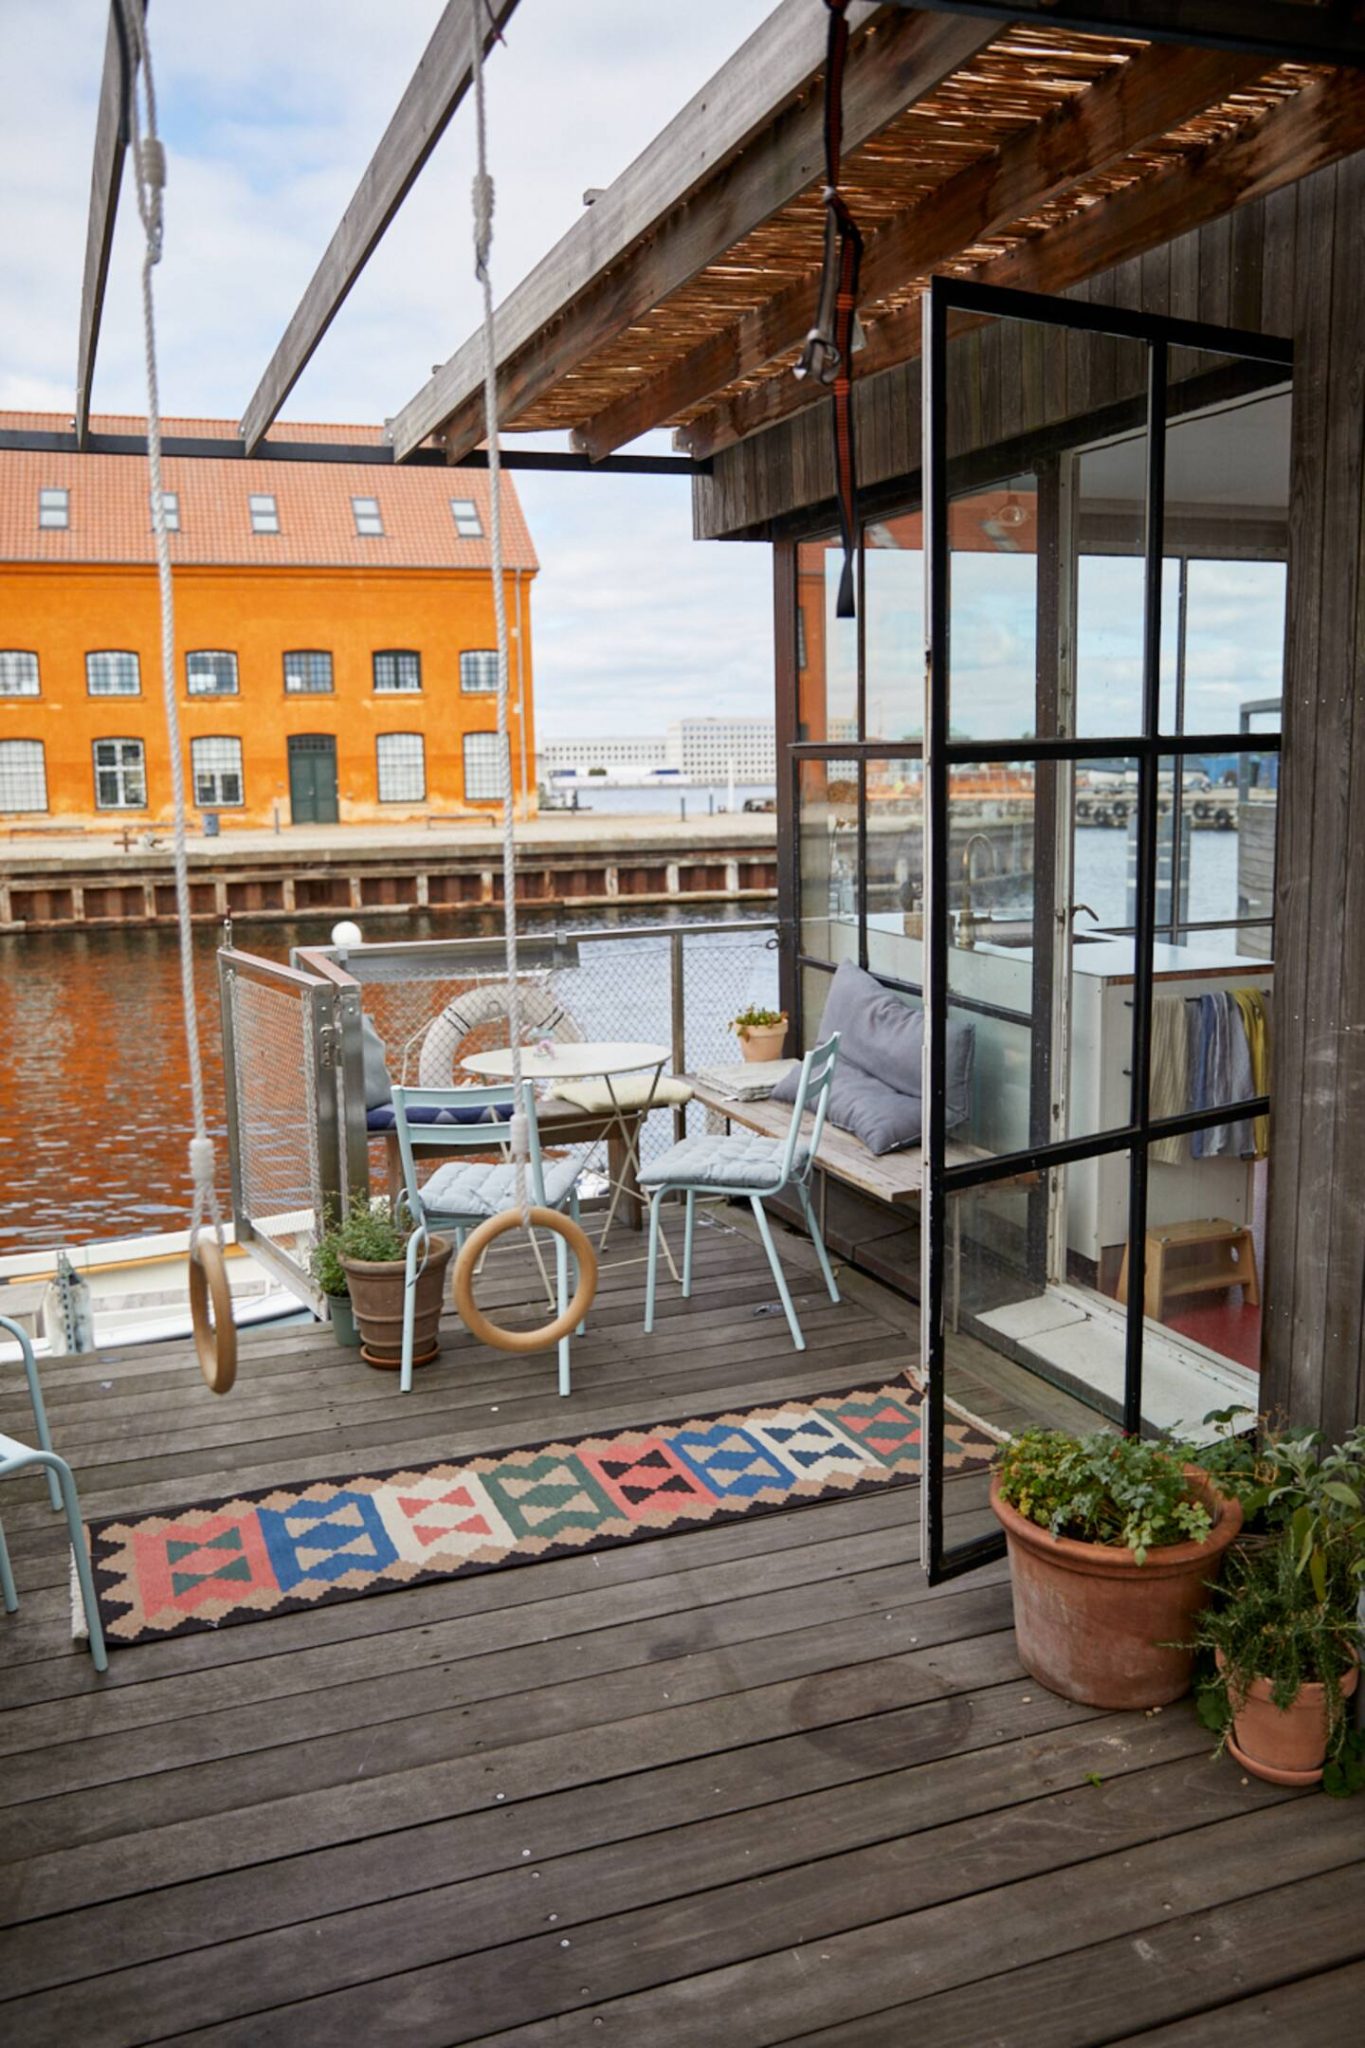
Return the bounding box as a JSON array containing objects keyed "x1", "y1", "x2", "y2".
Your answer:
[
  {"x1": 310, "y1": 1217, "x2": 361, "y2": 1348},
  {"x1": 730, "y1": 1005, "x2": 788, "y2": 1063},
  {"x1": 328, "y1": 1198, "x2": 453, "y2": 1373},
  {"x1": 990, "y1": 1427, "x2": 1243, "y2": 1710}
]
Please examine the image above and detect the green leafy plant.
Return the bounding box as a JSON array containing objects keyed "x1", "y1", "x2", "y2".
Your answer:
[
  {"x1": 1196, "y1": 1408, "x2": 1365, "y2": 1601},
  {"x1": 995, "y1": 1427, "x2": 1213, "y2": 1564},
  {"x1": 311, "y1": 1199, "x2": 409, "y2": 1293},
  {"x1": 1193, "y1": 1530, "x2": 1361, "y2": 1778},
  {"x1": 731, "y1": 1005, "x2": 786, "y2": 1032}
]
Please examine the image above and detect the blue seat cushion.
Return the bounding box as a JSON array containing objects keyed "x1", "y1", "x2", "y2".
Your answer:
[
  {"x1": 421, "y1": 1153, "x2": 581, "y2": 1220},
  {"x1": 638, "y1": 1130, "x2": 809, "y2": 1193},
  {"x1": 367, "y1": 1102, "x2": 513, "y2": 1132}
]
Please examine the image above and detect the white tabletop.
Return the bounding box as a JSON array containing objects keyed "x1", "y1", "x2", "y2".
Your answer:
[{"x1": 462, "y1": 1039, "x2": 670, "y2": 1082}]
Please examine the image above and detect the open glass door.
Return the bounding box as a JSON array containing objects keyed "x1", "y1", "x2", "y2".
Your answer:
[{"x1": 921, "y1": 277, "x2": 1291, "y2": 1583}]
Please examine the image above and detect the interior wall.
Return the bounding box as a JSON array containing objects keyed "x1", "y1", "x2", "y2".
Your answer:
[{"x1": 1262, "y1": 152, "x2": 1365, "y2": 1440}]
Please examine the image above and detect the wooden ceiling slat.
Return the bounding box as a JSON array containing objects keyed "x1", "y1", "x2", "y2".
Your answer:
[
  {"x1": 388, "y1": 2, "x2": 996, "y2": 463},
  {"x1": 684, "y1": 62, "x2": 1365, "y2": 460},
  {"x1": 576, "y1": 41, "x2": 1266, "y2": 461}
]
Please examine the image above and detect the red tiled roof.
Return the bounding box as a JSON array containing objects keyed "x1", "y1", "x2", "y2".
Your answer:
[{"x1": 0, "y1": 412, "x2": 537, "y2": 571}]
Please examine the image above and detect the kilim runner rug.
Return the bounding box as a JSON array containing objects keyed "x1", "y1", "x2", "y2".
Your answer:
[{"x1": 84, "y1": 1381, "x2": 997, "y2": 1649}]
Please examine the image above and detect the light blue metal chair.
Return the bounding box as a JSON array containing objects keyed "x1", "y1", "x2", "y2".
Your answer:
[
  {"x1": 390, "y1": 1082, "x2": 588, "y2": 1396},
  {"x1": 0, "y1": 1313, "x2": 107, "y2": 1671},
  {"x1": 639, "y1": 1034, "x2": 841, "y2": 1351}
]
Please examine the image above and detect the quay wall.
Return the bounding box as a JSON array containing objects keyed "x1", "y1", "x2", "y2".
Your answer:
[{"x1": 0, "y1": 814, "x2": 778, "y2": 933}]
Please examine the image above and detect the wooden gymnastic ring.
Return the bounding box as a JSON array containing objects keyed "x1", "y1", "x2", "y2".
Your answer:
[
  {"x1": 189, "y1": 1237, "x2": 237, "y2": 1395},
  {"x1": 452, "y1": 1207, "x2": 597, "y2": 1355}
]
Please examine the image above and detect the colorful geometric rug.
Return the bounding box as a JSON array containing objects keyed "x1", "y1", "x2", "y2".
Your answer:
[{"x1": 84, "y1": 1382, "x2": 996, "y2": 1650}]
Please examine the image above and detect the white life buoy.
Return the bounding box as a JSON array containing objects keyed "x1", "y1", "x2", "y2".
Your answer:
[{"x1": 416, "y1": 981, "x2": 583, "y2": 1086}]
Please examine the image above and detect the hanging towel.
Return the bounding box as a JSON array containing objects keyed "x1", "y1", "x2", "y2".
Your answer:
[
  {"x1": 1192, "y1": 991, "x2": 1256, "y2": 1157},
  {"x1": 1149, "y1": 995, "x2": 1188, "y2": 1165},
  {"x1": 1231, "y1": 986, "x2": 1271, "y2": 1159}
]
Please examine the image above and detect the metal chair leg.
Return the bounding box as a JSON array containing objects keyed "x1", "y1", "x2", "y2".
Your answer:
[
  {"x1": 795, "y1": 1182, "x2": 840, "y2": 1303},
  {"x1": 2, "y1": 1316, "x2": 62, "y2": 1512},
  {"x1": 51, "y1": 1454, "x2": 107, "y2": 1672},
  {"x1": 682, "y1": 1190, "x2": 696, "y2": 1299},
  {"x1": 0, "y1": 1513, "x2": 16, "y2": 1614},
  {"x1": 400, "y1": 1227, "x2": 424, "y2": 1394},
  {"x1": 749, "y1": 1196, "x2": 804, "y2": 1350},
  {"x1": 644, "y1": 1189, "x2": 665, "y2": 1333}
]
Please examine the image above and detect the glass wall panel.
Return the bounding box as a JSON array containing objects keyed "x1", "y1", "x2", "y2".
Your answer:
[
  {"x1": 863, "y1": 512, "x2": 924, "y2": 742},
  {"x1": 864, "y1": 756, "x2": 924, "y2": 984},
  {"x1": 797, "y1": 757, "x2": 859, "y2": 966},
  {"x1": 943, "y1": 478, "x2": 1040, "y2": 742},
  {"x1": 796, "y1": 538, "x2": 857, "y2": 745}
]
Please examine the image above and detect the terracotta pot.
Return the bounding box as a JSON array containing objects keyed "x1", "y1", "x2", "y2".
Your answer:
[
  {"x1": 1222, "y1": 1652, "x2": 1360, "y2": 1787},
  {"x1": 327, "y1": 1293, "x2": 362, "y2": 1349},
  {"x1": 737, "y1": 1021, "x2": 788, "y2": 1063},
  {"x1": 990, "y1": 1469, "x2": 1243, "y2": 1710},
  {"x1": 340, "y1": 1235, "x2": 452, "y2": 1372}
]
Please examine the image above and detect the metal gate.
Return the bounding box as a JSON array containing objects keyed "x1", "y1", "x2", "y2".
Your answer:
[{"x1": 218, "y1": 948, "x2": 345, "y2": 1310}]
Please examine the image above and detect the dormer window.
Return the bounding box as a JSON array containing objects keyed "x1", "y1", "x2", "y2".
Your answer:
[
  {"x1": 39, "y1": 488, "x2": 69, "y2": 530},
  {"x1": 352, "y1": 496, "x2": 384, "y2": 537},
  {"x1": 450, "y1": 497, "x2": 483, "y2": 539},
  {"x1": 249, "y1": 493, "x2": 280, "y2": 534}
]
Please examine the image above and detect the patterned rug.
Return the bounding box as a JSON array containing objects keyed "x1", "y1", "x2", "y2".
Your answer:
[{"x1": 85, "y1": 1382, "x2": 997, "y2": 1649}]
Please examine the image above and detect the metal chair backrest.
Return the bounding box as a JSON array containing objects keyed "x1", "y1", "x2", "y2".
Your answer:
[
  {"x1": 389, "y1": 1080, "x2": 548, "y2": 1224},
  {"x1": 777, "y1": 1032, "x2": 840, "y2": 1186}
]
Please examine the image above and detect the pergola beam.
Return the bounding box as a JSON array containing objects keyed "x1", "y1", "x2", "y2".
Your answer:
[
  {"x1": 584, "y1": 39, "x2": 1263, "y2": 462},
  {"x1": 388, "y1": 1, "x2": 997, "y2": 464},
  {"x1": 879, "y1": 0, "x2": 1365, "y2": 69},
  {"x1": 681, "y1": 63, "x2": 1365, "y2": 460},
  {"x1": 237, "y1": 0, "x2": 519, "y2": 455},
  {"x1": 75, "y1": 0, "x2": 145, "y2": 448}
]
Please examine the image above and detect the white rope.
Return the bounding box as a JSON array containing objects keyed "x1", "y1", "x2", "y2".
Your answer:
[
  {"x1": 470, "y1": 7, "x2": 529, "y2": 1222},
  {"x1": 123, "y1": 2, "x2": 223, "y2": 1247}
]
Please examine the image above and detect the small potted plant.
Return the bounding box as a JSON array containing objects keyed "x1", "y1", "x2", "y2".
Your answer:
[
  {"x1": 730, "y1": 1005, "x2": 789, "y2": 1063},
  {"x1": 310, "y1": 1216, "x2": 361, "y2": 1348},
  {"x1": 332, "y1": 1198, "x2": 453, "y2": 1372},
  {"x1": 990, "y1": 1427, "x2": 1242, "y2": 1709}
]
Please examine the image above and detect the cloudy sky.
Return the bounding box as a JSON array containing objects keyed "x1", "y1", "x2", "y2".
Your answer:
[{"x1": 0, "y1": 0, "x2": 777, "y2": 736}]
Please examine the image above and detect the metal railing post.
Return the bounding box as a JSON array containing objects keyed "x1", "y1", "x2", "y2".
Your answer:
[{"x1": 670, "y1": 929, "x2": 687, "y2": 1143}]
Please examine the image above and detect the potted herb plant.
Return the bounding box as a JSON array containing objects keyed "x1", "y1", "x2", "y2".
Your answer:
[
  {"x1": 332, "y1": 1198, "x2": 453, "y2": 1373},
  {"x1": 310, "y1": 1217, "x2": 361, "y2": 1348},
  {"x1": 990, "y1": 1427, "x2": 1242, "y2": 1709},
  {"x1": 731, "y1": 1005, "x2": 788, "y2": 1063}
]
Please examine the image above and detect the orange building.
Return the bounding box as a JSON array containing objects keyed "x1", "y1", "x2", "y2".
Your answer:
[{"x1": 0, "y1": 414, "x2": 538, "y2": 830}]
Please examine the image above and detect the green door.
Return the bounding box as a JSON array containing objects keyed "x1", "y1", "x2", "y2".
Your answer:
[{"x1": 287, "y1": 734, "x2": 339, "y2": 825}]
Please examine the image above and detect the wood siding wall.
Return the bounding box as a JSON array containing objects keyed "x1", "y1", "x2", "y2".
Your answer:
[{"x1": 1263, "y1": 154, "x2": 1365, "y2": 1440}]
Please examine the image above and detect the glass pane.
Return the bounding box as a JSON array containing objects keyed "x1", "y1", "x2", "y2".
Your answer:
[
  {"x1": 800, "y1": 963, "x2": 835, "y2": 1053},
  {"x1": 796, "y1": 538, "x2": 857, "y2": 745},
  {"x1": 863, "y1": 511, "x2": 923, "y2": 743},
  {"x1": 797, "y1": 758, "x2": 859, "y2": 966},
  {"x1": 1179, "y1": 559, "x2": 1286, "y2": 739},
  {"x1": 1145, "y1": 952, "x2": 1272, "y2": 1140},
  {"x1": 864, "y1": 757, "x2": 925, "y2": 984},
  {"x1": 944, "y1": 479, "x2": 1039, "y2": 741},
  {"x1": 1142, "y1": 1118, "x2": 1265, "y2": 1415}
]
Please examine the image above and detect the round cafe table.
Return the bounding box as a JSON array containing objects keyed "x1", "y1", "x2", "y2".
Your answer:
[{"x1": 461, "y1": 1040, "x2": 677, "y2": 1271}]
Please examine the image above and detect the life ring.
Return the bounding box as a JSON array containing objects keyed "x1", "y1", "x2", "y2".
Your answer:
[
  {"x1": 452, "y1": 1207, "x2": 597, "y2": 1353},
  {"x1": 189, "y1": 1236, "x2": 237, "y2": 1395},
  {"x1": 417, "y1": 982, "x2": 583, "y2": 1086}
]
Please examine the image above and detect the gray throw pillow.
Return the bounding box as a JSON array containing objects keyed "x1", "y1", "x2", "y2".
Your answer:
[
  {"x1": 361, "y1": 1015, "x2": 393, "y2": 1110},
  {"x1": 773, "y1": 959, "x2": 977, "y2": 1145},
  {"x1": 820, "y1": 1065, "x2": 924, "y2": 1155},
  {"x1": 819, "y1": 959, "x2": 923, "y2": 1095}
]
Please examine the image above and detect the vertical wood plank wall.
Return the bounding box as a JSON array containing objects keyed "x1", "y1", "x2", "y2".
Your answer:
[{"x1": 1263, "y1": 155, "x2": 1365, "y2": 1439}]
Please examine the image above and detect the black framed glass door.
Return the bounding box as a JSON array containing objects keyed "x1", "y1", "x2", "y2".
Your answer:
[{"x1": 921, "y1": 276, "x2": 1291, "y2": 1584}]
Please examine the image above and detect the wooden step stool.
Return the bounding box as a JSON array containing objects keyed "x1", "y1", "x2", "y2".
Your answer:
[{"x1": 1117, "y1": 1217, "x2": 1260, "y2": 1320}]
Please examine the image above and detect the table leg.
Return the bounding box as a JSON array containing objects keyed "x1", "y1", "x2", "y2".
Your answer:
[{"x1": 606, "y1": 1121, "x2": 643, "y2": 1233}]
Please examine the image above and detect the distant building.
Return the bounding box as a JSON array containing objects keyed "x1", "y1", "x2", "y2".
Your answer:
[
  {"x1": 539, "y1": 735, "x2": 664, "y2": 775},
  {"x1": 0, "y1": 413, "x2": 538, "y2": 829},
  {"x1": 667, "y1": 717, "x2": 775, "y2": 782}
]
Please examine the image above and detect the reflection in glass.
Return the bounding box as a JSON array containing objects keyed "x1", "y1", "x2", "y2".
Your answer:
[
  {"x1": 946, "y1": 478, "x2": 1039, "y2": 741},
  {"x1": 796, "y1": 539, "x2": 857, "y2": 744},
  {"x1": 797, "y1": 758, "x2": 858, "y2": 965},
  {"x1": 864, "y1": 511, "x2": 923, "y2": 743},
  {"x1": 864, "y1": 757, "x2": 924, "y2": 983}
]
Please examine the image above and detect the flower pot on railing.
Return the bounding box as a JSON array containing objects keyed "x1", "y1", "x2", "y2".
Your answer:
[
  {"x1": 734, "y1": 1015, "x2": 788, "y2": 1063},
  {"x1": 341, "y1": 1235, "x2": 452, "y2": 1372}
]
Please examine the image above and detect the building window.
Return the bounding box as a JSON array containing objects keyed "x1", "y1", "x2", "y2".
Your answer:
[
  {"x1": 86, "y1": 650, "x2": 141, "y2": 697},
  {"x1": 191, "y1": 735, "x2": 244, "y2": 808},
  {"x1": 463, "y1": 731, "x2": 503, "y2": 801},
  {"x1": 373, "y1": 649, "x2": 421, "y2": 694},
  {"x1": 186, "y1": 650, "x2": 239, "y2": 696},
  {"x1": 352, "y1": 495, "x2": 384, "y2": 537},
  {"x1": 93, "y1": 738, "x2": 147, "y2": 810},
  {"x1": 0, "y1": 652, "x2": 40, "y2": 698},
  {"x1": 376, "y1": 732, "x2": 426, "y2": 803},
  {"x1": 284, "y1": 649, "x2": 333, "y2": 694},
  {"x1": 450, "y1": 497, "x2": 483, "y2": 539},
  {"x1": 0, "y1": 740, "x2": 48, "y2": 812},
  {"x1": 249, "y1": 493, "x2": 280, "y2": 534},
  {"x1": 153, "y1": 490, "x2": 181, "y2": 532},
  {"x1": 38, "y1": 488, "x2": 69, "y2": 530},
  {"x1": 460, "y1": 649, "x2": 499, "y2": 693}
]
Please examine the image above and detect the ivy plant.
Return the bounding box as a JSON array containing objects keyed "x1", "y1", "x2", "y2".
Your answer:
[{"x1": 995, "y1": 1427, "x2": 1212, "y2": 1563}]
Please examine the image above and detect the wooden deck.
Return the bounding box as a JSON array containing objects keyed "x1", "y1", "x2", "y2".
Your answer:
[{"x1": 1, "y1": 1212, "x2": 1362, "y2": 2045}]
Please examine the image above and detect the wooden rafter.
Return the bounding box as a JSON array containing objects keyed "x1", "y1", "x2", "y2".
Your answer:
[
  {"x1": 680, "y1": 63, "x2": 1365, "y2": 460},
  {"x1": 75, "y1": 0, "x2": 146, "y2": 449},
  {"x1": 238, "y1": 0, "x2": 519, "y2": 456},
  {"x1": 388, "y1": 1, "x2": 997, "y2": 464},
  {"x1": 576, "y1": 41, "x2": 1268, "y2": 462},
  {"x1": 881, "y1": 0, "x2": 1365, "y2": 70}
]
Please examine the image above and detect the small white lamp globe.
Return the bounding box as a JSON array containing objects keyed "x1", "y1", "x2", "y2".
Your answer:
[{"x1": 331, "y1": 920, "x2": 363, "y2": 949}]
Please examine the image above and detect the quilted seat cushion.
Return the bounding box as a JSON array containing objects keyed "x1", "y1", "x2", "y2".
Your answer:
[
  {"x1": 549, "y1": 1075, "x2": 694, "y2": 1114},
  {"x1": 638, "y1": 1129, "x2": 808, "y2": 1192},
  {"x1": 421, "y1": 1153, "x2": 581, "y2": 1219}
]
